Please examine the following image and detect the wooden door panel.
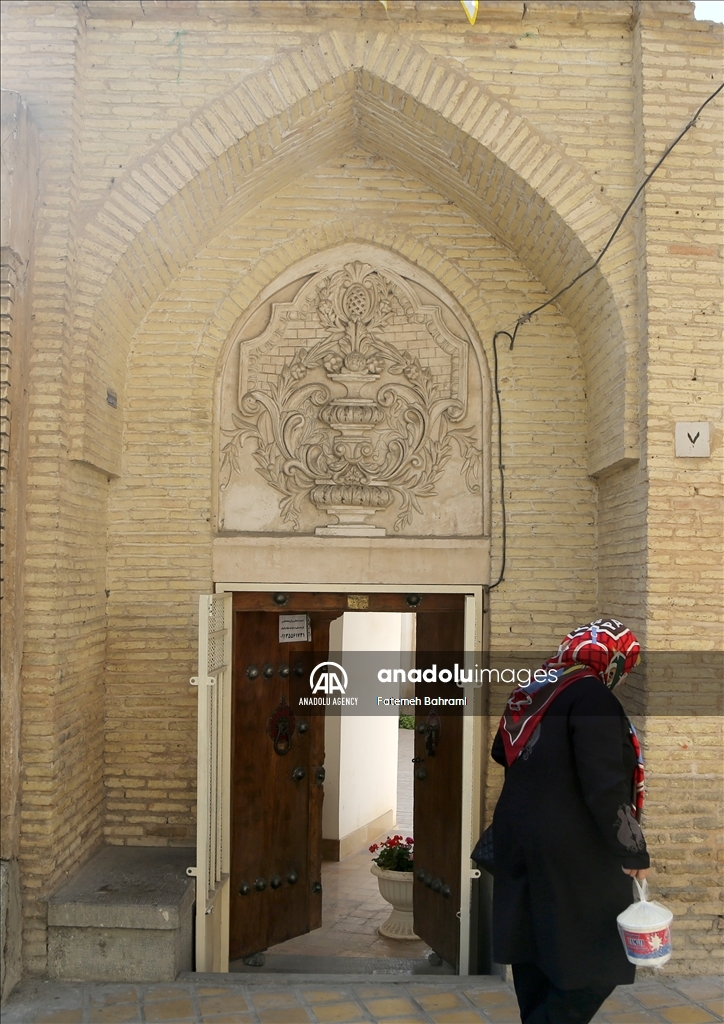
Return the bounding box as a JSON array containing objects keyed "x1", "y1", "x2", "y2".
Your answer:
[
  {"x1": 413, "y1": 610, "x2": 465, "y2": 969},
  {"x1": 229, "y1": 609, "x2": 328, "y2": 959}
]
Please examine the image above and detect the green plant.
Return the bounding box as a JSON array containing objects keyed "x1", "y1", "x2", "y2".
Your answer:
[
  {"x1": 370, "y1": 835, "x2": 414, "y2": 872},
  {"x1": 399, "y1": 714, "x2": 415, "y2": 729}
]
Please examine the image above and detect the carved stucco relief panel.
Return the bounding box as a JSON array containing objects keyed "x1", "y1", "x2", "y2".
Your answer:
[{"x1": 218, "y1": 257, "x2": 484, "y2": 537}]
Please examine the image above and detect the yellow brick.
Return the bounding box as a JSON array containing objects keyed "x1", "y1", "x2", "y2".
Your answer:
[{"x1": 1, "y1": 0, "x2": 721, "y2": 986}]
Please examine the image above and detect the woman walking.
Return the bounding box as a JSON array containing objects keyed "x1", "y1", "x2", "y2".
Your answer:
[{"x1": 491, "y1": 619, "x2": 649, "y2": 1024}]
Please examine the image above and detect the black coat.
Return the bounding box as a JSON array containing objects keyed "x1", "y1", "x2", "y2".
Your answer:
[{"x1": 491, "y1": 676, "x2": 649, "y2": 990}]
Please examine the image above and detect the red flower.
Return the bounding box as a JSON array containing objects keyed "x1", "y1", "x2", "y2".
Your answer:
[
  {"x1": 370, "y1": 834, "x2": 414, "y2": 872},
  {"x1": 406, "y1": 837, "x2": 414, "y2": 845}
]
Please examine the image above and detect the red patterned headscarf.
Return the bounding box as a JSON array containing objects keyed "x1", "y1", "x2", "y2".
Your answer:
[
  {"x1": 552, "y1": 619, "x2": 641, "y2": 689},
  {"x1": 499, "y1": 619, "x2": 645, "y2": 817}
]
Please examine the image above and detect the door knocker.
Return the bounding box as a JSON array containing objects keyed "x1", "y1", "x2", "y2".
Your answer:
[{"x1": 267, "y1": 700, "x2": 296, "y2": 755}]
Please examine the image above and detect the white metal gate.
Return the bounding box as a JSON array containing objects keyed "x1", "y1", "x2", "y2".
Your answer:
[
  {"x1": 189, "y1": 592, "x2": 232, "y2": 972},
  {"x1": 458, "y1": 593, "x2": 482, "y2": 975}
]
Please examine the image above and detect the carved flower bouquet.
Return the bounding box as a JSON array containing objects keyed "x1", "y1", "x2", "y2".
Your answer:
[{"x1": 369, "y1": 835, "x2": 414, "y2": 872}]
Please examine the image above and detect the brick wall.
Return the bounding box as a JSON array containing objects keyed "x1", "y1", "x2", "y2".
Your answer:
[
  {"x1": 1, "y1": 90, "x2": 38, "y2": 999},
  {"x1": 1, "y1": 0, "x2": 720, "y2": 978},
  {"x1": 630, "y1": 1, "x2": 723, "y2": 970},
  {"x1": 1, "y1": 4, "x2": 107, "y2": 974}
]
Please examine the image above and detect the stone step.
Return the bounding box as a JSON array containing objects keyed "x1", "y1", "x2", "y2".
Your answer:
[{"x1": 47, "y1": 846, "x2": 195, "y2": 983}]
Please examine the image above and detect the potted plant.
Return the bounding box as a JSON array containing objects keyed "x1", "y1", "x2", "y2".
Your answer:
[{"x1": 369, "y1": 835, "x2": 419, "y2": 939}]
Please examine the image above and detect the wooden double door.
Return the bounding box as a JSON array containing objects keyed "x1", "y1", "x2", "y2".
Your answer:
[{"x1": 229, "y1": 591, "x2": 468, "y2": 969}]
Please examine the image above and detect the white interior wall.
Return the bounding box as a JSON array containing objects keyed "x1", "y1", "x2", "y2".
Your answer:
[{"x1": 323, "y1": 613, "x2": 413, "y2": 845}]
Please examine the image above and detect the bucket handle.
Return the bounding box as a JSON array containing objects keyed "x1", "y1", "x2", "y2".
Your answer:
[{"x1": 633, "y1": 877, "x2": 649, "y2": 903}]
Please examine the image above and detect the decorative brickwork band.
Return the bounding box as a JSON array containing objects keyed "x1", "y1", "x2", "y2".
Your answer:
[{"x1": 0, "y1": 250, "x2": 23, "y2": 603}]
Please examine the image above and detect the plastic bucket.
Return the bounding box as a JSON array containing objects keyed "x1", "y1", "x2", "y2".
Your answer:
[
  {"x1": 617, "y1": 916, "x2": 673, "y2": 966},
  {"x1": 617, "y1": 879, "x2": 673, "y2": 968}
]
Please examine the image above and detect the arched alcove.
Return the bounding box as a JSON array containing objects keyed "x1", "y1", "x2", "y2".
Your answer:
[{"x1": 68, "y1": 32, "x2": 637, "y2": 483}]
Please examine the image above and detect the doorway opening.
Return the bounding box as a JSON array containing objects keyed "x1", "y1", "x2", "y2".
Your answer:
[
  {"x1": 231, "y1": 609, "x2": 455, "y2": 976},
  {"x1": 197, "y1": 586, "x2": 484, "y2": 976}
]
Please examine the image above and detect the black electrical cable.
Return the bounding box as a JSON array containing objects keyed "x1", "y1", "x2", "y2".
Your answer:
[
  {"x1": 485, "y1": 81, "x2": 724, "y2": 592},
  {"x1": 485, "y1": 318, "x2": 523, "y2": 591},
  {"x1": 511, "y1": 81, "x2": 724, "y2": 337}
]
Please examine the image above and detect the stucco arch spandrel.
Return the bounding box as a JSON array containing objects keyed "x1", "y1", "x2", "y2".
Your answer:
[
  {"x1": 69, "y1": 30, "x2": 637, "y2": 481},
  {"x1": 208, "y1": 240, "x2": 492, "y2": 540}
]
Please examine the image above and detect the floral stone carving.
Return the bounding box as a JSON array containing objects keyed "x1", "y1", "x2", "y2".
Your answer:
[{"x1": 220, "y1": 261, "x2": 482, "y2": 535}]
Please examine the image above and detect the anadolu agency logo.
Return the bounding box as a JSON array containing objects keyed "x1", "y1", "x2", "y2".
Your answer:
[
  {"x1": 311, "y1": 661, "x2": 347, "y2": 694},
  {"x1": 300, "y1": 662, "x2": 358, "y2": 706}
]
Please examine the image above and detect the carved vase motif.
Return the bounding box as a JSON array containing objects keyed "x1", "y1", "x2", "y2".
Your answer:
[{"x1": 221, "y1": 261, "x2": 482, "y2": 535}]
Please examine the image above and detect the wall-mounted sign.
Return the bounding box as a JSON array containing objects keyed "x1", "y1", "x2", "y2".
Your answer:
[
  {"x1": 279, "y1": 614, "x2": 311, "y2": 643},
  {"x1": 675, "y1": 422, "x2": 710, "y2": 457}
]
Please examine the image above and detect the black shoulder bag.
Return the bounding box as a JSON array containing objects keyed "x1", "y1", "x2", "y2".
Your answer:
[{"x1": 471, "y1": 824, "x2": 494, "y2": 875}]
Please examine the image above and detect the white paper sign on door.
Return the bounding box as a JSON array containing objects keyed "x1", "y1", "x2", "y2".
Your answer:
[{"x1": 279, "y1": 613, "x2": 311, "y2": 643}]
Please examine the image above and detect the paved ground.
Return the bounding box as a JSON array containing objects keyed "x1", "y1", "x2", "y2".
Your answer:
[
  {"x1": 3, "y1": 972, "x2": 722, "y2": 1023},
  {"x1": 6, "y1": 733, "x2": 722, "y2": 1023}
]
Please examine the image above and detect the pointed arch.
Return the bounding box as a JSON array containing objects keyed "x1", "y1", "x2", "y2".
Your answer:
[{"x1": 68, "y1": 32, "x2": 637, "y2": 479}]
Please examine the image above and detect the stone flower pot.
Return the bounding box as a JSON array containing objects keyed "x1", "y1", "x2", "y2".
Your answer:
[{"x1": 371, "y1": 864, "x2": 419, "y2": 940}]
